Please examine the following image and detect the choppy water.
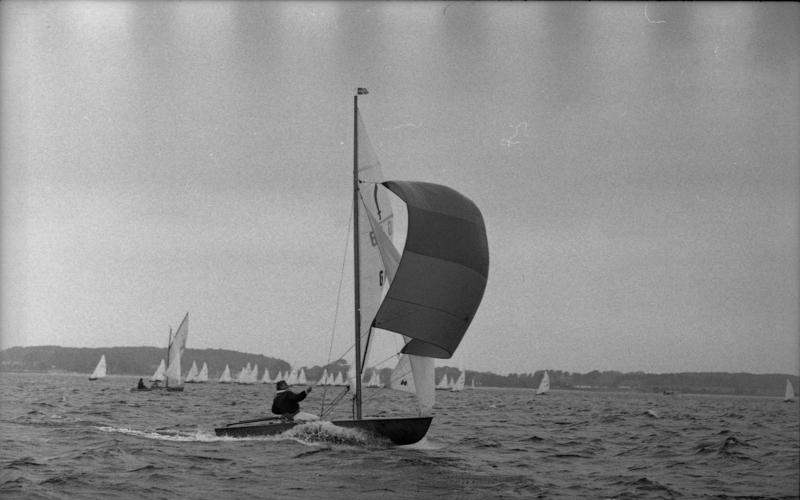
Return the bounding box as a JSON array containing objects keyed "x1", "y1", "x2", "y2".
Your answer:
[{"x1": 1, "y1": 372, "x2": 797, "y2": 500}]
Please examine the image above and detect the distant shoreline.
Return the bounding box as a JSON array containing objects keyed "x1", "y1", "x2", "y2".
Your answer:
[
  {"x1": 1, "y1": 369, "x2": 796, "y2": 399},
  {"x1": 2, "y1": 345, "x2": 797, "y2": 397}
]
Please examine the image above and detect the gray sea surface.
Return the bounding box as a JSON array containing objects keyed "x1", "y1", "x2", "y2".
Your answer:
[{"x1": 1, "y1": 372, "x2": 798, "y2": 499}]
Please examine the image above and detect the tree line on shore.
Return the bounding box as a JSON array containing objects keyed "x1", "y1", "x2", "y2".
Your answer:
[{"x1": 1, "y1": 345, "x2": 796, "y2": 396}]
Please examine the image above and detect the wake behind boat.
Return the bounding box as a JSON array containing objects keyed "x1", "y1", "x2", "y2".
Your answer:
[{"x1": 215, "y1": 89, "x2": 489, "y2": 445}]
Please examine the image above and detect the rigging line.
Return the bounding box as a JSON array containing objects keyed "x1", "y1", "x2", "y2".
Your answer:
[
  {"x1": 320, "y1": 200, "x2": 353, "y2": 415},
  {"x1": 359, "y1": 350, "x2": 406, "y2": 406},
  {"x1": 366, "y1": 350, "x2": 403, "y2": 371}
]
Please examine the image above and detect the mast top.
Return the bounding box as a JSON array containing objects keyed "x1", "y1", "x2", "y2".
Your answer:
[{"x1": 357, "y1": 87, "x2": 369, "y2": 95}]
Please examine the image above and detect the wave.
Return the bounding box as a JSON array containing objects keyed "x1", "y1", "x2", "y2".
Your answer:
[
  {"x1": 282, "y1": 421, "x2": 377, "y2": 447},
  {"x1": 398, "y1": 437, "x2": 443, "y2": 451}
]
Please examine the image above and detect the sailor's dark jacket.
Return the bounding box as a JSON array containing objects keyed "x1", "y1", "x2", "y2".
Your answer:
[{"x1": 271, "y1": 389, "x2": 308, "y2": 416}]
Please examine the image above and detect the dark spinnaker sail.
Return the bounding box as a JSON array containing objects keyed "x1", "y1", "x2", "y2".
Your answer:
[{"x1": 373, "y1": 181, "x2": 489, "y2": 359}]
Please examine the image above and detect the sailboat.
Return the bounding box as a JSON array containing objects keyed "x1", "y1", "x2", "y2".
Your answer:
[
  {"x1": 317, "y1": 368, "x2": 330, "y2": 386},
  {"x1": 435, "y1": 373, "x2": 451, "y2": 390},
  {"x1": 218, "y1": 364, "x2": 232, "y2": 383},
  {"x1": 450, "y1": 368, "x2": 466, "y2": 392},
  {"x1": 785, "y1": 379, "x2": 795, "y2": 402},
  {"x1": 197, "y1": 362, "x2": 209, "y2": 383},
  {"x1": 215, "y1": 89, "x2": 488, "y2": 444},
  {"x1": 536, "y1": 371, "x2": 550, "y2": 395},
  {"x1": 89, "y1": 354, "x2": 107, "y2": 380},
  {"x1": 185, "y1": 361, "x2": 199, "y2": 383},
  {"x1": 150, "y1": 359, "x2": 166, "y2": 382},
  {"x1": 162, "y1": 313, "x2": 189, "y2": 392},
  {"x1": 364, "y1": 369, "x2": 382, "y2": 388}
]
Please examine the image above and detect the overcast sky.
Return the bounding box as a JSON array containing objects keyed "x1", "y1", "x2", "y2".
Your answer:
[{"x1": 2, "y1": 1, "x2": 797, "y2": 375}]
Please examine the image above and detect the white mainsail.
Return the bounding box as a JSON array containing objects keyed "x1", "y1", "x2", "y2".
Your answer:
[
  {"x1": 197, "y1": 362, "x2": 208, "y2": 383},
  {"x1": 219, "y1": 364, "x2": 232, "y2": 383},
  {"x1": 150, "y1": 359, "x2": 166, "y2": 382},
  {"x1": 298, "y1": 368, "x2": 308, "y2": 385},
  {"x1": 785, "y1": 379, "x2": 796, "y2": 402},
  {"x1": 261, "y1": 368, "x2": 273, "y2": 384},
  {"x1": 536, "y1": 371, "x2": 550, "y2": 395},
  {"x1": 389, "y1": 354, "x2": 435, "y2": 415},
  {"x1": 89, "y1": 354, "x2": 107, "y2": 380},
  {"x1": 359, "y1": 177, "x2": 436, "y2": 414},
  {"x1": 165, "y1": 314, "x2": 189, "y2": 388}
]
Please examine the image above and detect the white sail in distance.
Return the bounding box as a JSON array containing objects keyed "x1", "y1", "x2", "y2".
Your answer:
[
  {"x1": 165, "y1": 314, "x2": 188, "y2": 387},
  {"x1": 219, "y1": 364, "x2": 232, "y2": 383},
  {"x1": 185, "y1": 361, "x2": 199, "y2": 382},
  {"x1": 89, "y1": 355, "x2": 107, "y2": 380},
  {"x1": 537, "y1": 371, "x2": 550, "y2": 395},
  {"x1": 450, "y1": 368, "x2": 466, "y2": 392},
  {"x1": 150, "y1": 359, "x2": 166, "y2": 382}
]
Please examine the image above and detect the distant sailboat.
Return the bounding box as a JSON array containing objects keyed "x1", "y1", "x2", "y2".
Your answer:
[
  {"x1": 185, "y1": 361, "x2": 199, "y2": 383},
  {"x1": 150, "y1": 359, "x2": 166, "y2": 382},
  {"x1": 317, "y1": 368, "x2": 329, "y2": 386},
  {"x1": 785, "y1": 379, "x2": 795, "y2": 402},
  {"x1": 235, "y1": 363, "x2": 250, "y2": 384},
  {"x1": 536, "y1": 371, "x2": 550, "y2": 395},
  {"x1": 435, "y1": 373, "x2": 451, "y2": 391},
  {"x1": 216, "y1": 90, "x2": 488, "y2": 444},
  {"x1": 219, "y1": 364, "x2": 232, "y2": 383},
  {"x1": 197, "y1": 362, "x2": 209, "y2": 383},
  {"x1": 364, "y1": 369, "x2": 382, "y2": 388},
  {"x1": 163, "y1": 313, "x2": 189, "y2": 391},
  {"x1": 450, "y1": 368, "x2": 466, "y2": 392},
  {"x1": 89, "y1": 354, "x2": 107, "y2": 380}
]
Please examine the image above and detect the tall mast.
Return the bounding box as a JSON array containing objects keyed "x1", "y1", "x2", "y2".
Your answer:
[
  {"x1": 353, "y1": 90, "x2": 363, "y2": 419},
  {"x1": 166, "y1": 327, "x2": 172, "y2": 388}
]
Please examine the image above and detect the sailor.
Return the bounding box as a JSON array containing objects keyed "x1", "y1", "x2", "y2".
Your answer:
[
  {"x1": 137, "y1": 378, "x2": 146, "y2": 390},
  {"x1": 271, "y1": 380, "x2": 318, "y2": 422}
]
